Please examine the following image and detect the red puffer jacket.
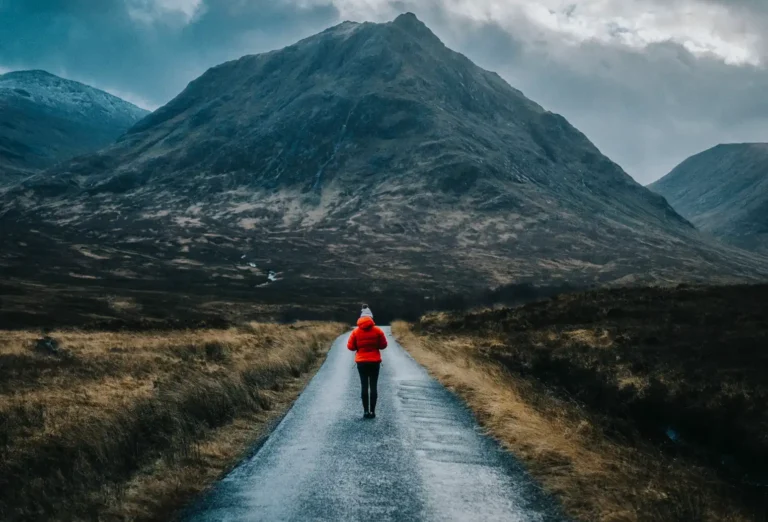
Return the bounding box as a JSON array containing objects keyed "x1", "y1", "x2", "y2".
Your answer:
[{"x1": 347, "y1": 316, "x2": 388, "y2": 363}]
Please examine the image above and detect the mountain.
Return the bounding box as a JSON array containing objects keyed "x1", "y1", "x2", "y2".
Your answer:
[
  {"x1": 0, "y1": 70, "x2": 148, "y2": 183},
  {"x1": 1, "y1": 14, "x2": 766, "y2": 324},
  {"x1": 650, "y1": 143, "x2": 768, "y2": 253}
]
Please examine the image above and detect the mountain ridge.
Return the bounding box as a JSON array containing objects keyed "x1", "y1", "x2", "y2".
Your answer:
[
  {"x1": 650, "y1": 142, "x2": 768, "y2": 253},
  {"x1": 0, "y1": 70, "x2": 149, "y2": 180}
]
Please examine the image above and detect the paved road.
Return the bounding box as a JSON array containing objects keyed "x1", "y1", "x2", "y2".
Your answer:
[{"x1": 181, "y1": 328, "x2": 565, "y2": 522}]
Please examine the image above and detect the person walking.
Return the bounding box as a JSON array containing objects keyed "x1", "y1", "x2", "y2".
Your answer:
[{"x1": 347, "y1": 316, "x2": 387, "y2": 419}]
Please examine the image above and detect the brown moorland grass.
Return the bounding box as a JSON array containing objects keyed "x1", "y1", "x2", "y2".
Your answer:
[
  {"x1": 393, "y1": 284, "x2": 768, "y2": 522},
  {"x1": 0, "y1": 321, "x2": 346, "y2": 522}
]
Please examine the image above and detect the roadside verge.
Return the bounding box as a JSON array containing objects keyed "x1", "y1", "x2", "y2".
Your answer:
[
  {"x1": 392, "y1": 319, "x2": 752, "y2": 522},
  {"x1": 0, "y1": 322, "x2": 347, "y2": 522}
]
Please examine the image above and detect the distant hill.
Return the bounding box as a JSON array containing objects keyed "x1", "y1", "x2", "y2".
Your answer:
[
  {"x1": 0, "y1": 70, "x2": 148, "y2": 183},
  {"x1": 1, "y1": 14, "x2": 766, "y2": 326},
  {"x1": 650, "y1": 143, "x2": 768, "y2": 253}
]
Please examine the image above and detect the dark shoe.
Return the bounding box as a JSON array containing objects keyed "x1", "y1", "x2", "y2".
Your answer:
[
  {"x1": 363, "y1": 412, "x2": 372, "y2": 419},
  {"x1": 370, "y1": 412, "x2": 376, "y2": 419}
]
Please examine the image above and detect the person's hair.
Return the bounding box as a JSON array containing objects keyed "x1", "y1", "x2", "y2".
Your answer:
[{"x1": 362, "y1": 304, "x2": 369, "y2": 309}]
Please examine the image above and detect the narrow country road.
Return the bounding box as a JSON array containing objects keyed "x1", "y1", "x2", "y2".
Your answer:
[{"x1": 181, "y1": 328, "x2": 565, "y2": 522}]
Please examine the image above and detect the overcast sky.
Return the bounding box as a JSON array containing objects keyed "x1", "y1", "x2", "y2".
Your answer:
[{"x1": 2, "y1": 0, "x2": 768, "y2": 183}]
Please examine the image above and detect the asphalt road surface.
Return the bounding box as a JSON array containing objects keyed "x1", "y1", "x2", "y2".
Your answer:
[{"x1": 181, "y1": 327, "x2": 565, "y2": 522}]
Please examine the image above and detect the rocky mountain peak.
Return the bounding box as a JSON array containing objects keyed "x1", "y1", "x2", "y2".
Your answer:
[
  {"x1": 0, "y1": 70, "x2": 149, "y2": 174},
  {"x1": 391, "y1": 12, "x2": 435, "y2": 38},
  {"x1": 0, "y1": 69, "x2": 148, "y2": 122}
]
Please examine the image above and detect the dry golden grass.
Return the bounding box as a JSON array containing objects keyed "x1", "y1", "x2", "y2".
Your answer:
[
  {"x1": 392, "y1": 321, "x2": 752, "y2": 522},
  {"x1": 0, "y1": 321, "x2": 346, "y2": 522}
]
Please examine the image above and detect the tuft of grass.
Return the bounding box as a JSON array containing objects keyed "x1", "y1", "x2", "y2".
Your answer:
[
  {"x1": 0, "y1": 321, "x2": 346, "y2": 522},
  {"x1": 393, "y1": 283, "x2": 768, "y2": 522}
]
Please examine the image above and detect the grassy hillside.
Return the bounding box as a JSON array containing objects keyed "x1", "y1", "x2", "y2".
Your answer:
[
  {"x1": 0, "y1": 322, "x2": 346, "y2": 521},
  {"x1": 649, "y1": 143, "x2": 768, "y2": 253},
  {"x1": 394, "y1": 284, "x2": 768, "y2": 521}
]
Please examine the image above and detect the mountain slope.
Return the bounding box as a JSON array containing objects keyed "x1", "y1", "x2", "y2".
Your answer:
[
  {"x1": 1, "y1": 14, "x2": 766, "y2": 323},
  {"x1": 0, "y1": 70, "x2": 148, "y2": 182},
  {"x1": 44, "y1": 15, "x2": 687, "y2": 231},
  {"x1": 650, "y1": 143, "x2": 768, "y2": 253}
]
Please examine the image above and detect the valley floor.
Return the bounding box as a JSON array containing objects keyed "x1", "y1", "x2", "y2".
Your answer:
[
  {"x1": 0, "y1": 322, "x2": 346, "y2": 521},
  {"x1": 393, "y1": 284, "x2": 768, "y2": 522},
  {"x1": 3, "y1": 283, "x2": 767, "y2": 521}
]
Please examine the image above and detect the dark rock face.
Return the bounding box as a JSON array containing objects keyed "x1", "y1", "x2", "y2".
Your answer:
[
  {"x1": 650, "y1": 143, "x2": 768, "y2": 253},
  {"x1": 0, "y1": 70, "x2": 149, "y2": 183},
  {"x1": 1, "y1": 14, "x2": 766, "y2": 305}
]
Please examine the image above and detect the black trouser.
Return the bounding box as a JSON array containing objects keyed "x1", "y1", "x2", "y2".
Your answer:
[{"x1": 357, "y1": 362, "x2": 381, "y2": 413}]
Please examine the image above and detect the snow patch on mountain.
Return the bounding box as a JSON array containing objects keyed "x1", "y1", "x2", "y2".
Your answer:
[{"x1": 0, "y1": 70, "x2": 148, "y2": 122}]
